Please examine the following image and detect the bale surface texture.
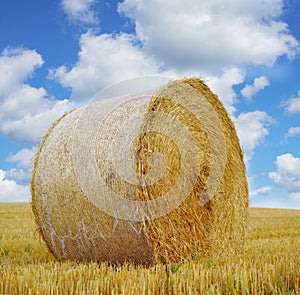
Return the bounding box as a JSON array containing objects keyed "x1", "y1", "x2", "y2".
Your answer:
[{"x1": 31, "y1": 78, "x2": 248, "y2": 263}]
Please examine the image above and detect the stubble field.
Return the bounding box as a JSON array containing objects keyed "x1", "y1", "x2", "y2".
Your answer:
[{"x1": 0, "y1": 202, "x2": 299, "y2": 294}]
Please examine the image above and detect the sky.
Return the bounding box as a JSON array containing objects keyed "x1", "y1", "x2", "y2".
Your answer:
[{"x1": 0, "y1": 0, "x2": 299, "y2": 209}]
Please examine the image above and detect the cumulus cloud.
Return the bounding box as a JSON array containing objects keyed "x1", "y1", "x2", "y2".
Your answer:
[
  {"x1": 0, "y1": 47, "x2": 43, "y2": 97},
  {"x1": 0, "y1": 169, "x2": 30, "y2": 202},
  {"x1": 5, "y1": 147, "x2": 37, "y2": 184},
  {"x1": 50, "y1": 30, "x2": 273, "y2": 165},
  {"x1": 118, "y1": 0, "x2": 299, "y2": 72},
  {"x1": 4, "y1": 169, "x2": 31, "y2": 185},
  {"x1": 0, "y1": 90, "x2": 71, "y2": 144},
  {"x1": 0, "y1": 48, "x2": 74, "y2": 145},
  {"x1": 6, "y1": 147, "x2": 36, "y2": 170},
  {"x1": 250, "y1": 186, "x2": 272, "y2": 197},
  {"x1": 206, "y1": 67, "x2": 245, "y2": 114},
  {"x1": 61, "y1": 0, "x2": 99, "y2": 25},
  {"x1": 285, "y1": 126, "x2": 300, "y2": 141},
  {"x1": 241, "y1": 76, "x2": 270, "y2": 100},
  {"x1": 51, "y1": 31, "x2": 174, "y2": 101},
  {"x1": 282, "y1": 90, "x2": 300, "y2": 114},
  {"x1": 269, "y1": 153, "x2": 300, "y2": 201},
  {"x1": 52, "y1": 0, "x2": 299, "y2": 110},
  {"x1": 289, "y1": 192, "x2": 300, "y2": 201},
  {"x1": 234, "y1": 111, "x2": 273, "y2": 162}
]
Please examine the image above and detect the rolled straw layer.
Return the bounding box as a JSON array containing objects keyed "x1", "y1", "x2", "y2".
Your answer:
[{"x1": 31, "y1": 78, "x2": 248, "y2": 263}]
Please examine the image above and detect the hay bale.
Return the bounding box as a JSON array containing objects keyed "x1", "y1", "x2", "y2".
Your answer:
[{"x1": 31, "y1": 78, "x2": 248, "y2": 263}]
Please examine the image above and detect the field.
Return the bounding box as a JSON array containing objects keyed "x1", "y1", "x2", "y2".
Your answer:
[{"x1": 0, "y1": 203, "x2": 299, "y2": 294}]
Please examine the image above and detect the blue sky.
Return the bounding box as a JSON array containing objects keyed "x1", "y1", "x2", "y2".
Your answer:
[{"x1": 0, "y1": 0, "x2": 299, "y2": 209}]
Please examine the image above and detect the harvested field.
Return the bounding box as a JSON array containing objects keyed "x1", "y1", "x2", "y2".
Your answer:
[{"x1": 0, "y1": 203, "x2": 299, "y2": 294}]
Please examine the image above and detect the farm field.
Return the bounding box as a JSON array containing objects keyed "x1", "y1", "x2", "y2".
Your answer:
[{"x1": 0, "y1": 202, "x2": 299, "y2": 294}]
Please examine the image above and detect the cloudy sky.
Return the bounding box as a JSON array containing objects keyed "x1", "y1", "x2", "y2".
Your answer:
[{"x1": 0, "y1": 0, "x2": 299, "y2": 209}]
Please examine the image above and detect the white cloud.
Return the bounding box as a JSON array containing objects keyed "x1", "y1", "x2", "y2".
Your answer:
[
  {"x1": 282, "y1": 90, "x2": 300, "y2": 114},
  {"x1": 6, "y1": 147, "x2": 36, "y2": 170},
  {"x1": 0, "y1": 47, "x2": 43, "y2": 97},
  {"x1": 269, "y1": 153, "x2": 300, "y2": 194},
  {"x1": 206, "y1": 67, "x2": 245, "y2": 114},
  {"x1": 285, "y1": 126, "x2": 300, "y2": 141},
  {"x1": 0, "y1": 169, "x2": 30, "y2": 202},
  {"x1": 1, "y1": 86, "x2": 49, "y2": 121},
  {"x1": 50, "y1": 30, "x2": 273, "y2": 163},
  {"x1": 235, "y1": 111, "x2": 273, "y2": 162},
  {"x1": 289, "y1": 192, "x2": 300, "y2": 201},
  {"x1": 118, "y1": 0, "x2": 299, "y2": 72},
  {"x1": 0, "y1": 48, "x2": 74, "y2": 144},
  {"x1": 241, "y1": 76, "x2": 270, "y2": 100},
  {"x1": 53, "y1": 0, "x2": 299, "y2": 110},
  {"x1": 51, "y1": 31, "x2": 174, "y2": 101},
  {"x1": 0, "y1": 91, "x2": 71, "y2": 144},
  {"x1": 5, "y1": 147, "x2": 36, "y2": 184},
  {"x1": 250, "y1": 186, "x2": 272, "y2": 197},
  {"x1": 5, "y1": 168, "x2": 31, "y2": 184},
  {"x1": 61, "y1": 0, "x2": 99, "y2": 25}
]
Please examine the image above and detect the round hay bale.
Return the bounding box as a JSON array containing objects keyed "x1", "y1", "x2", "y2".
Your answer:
[{"x1": 31, "y1": 78, "x2": 248, "y2": 263}]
